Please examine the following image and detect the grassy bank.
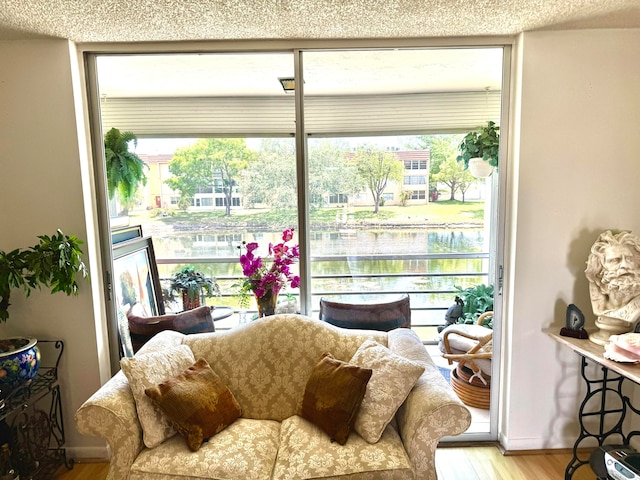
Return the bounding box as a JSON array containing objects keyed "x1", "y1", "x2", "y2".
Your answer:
[{"x1": 129, "y1": 201, "x2": 484, "y2": 233}]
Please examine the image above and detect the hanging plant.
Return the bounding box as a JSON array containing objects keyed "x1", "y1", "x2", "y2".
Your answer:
[
  {"x1": 456, "y1": 121, "x2": 500, "y2": 171},
  {"x1": 104, "y1": 128, "x2": 148, "y2": 204}
]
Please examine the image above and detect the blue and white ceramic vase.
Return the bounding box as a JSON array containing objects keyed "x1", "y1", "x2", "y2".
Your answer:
[{"x1": 0, "y1": 338, "x2": 40, "y2": 395}]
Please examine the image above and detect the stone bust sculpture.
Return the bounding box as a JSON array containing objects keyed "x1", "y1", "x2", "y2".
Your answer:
[{"x1": 585, "y1": 231, "x2": 640, "y2": 344}]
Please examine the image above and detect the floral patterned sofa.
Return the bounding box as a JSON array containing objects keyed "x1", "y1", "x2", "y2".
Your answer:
[{"x1": 75, "y1": 314, "x2": 471, "y2": 480}]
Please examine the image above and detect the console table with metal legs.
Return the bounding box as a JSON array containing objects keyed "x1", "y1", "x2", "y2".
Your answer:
[{"x1": 546, "y1": 329, "x2": 640, "y2": 480}]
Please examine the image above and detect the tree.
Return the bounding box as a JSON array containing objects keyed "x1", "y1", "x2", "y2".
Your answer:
[
  {"x1": 457, "y1": 173, "x2": 475, "y2": 202},
  {"x1": 409, "y1": 134, "x2": 460, "y2": 177},
  {"x1": 308, "y1": 140, "x2": 360, "y2": 208},
  {"x1": 243, "y1": 139, "x2": 360, "y2": 210},
  {"x1": 353, "y1": 146, "x2": 403, "y2": 214},
  {"x1": 116, "y1": 188, "x2": 144, "y2": 215},
  {"x1": 399, "y1": 190, "x2": 412, "y2": 207},
  {"x1": 431, "y1": 156, "x2": 476, "y2": 201},
  {"x1": 166, "y1": 143, "x2": 213, "y2": 210},
  {"x1": 166, "y1": 138, "x2": 255, "y2": 216},
  {"x1": 104, "y1": 128, "x2": 148, "y2": 214},
  {"x1": 243, "y1": 139, "x2": 297, "y2": 209}
]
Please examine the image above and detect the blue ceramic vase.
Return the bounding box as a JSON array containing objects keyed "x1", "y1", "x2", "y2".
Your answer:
[{"x1": 0, "y1": 338, "x2": 40, "y2": 394}]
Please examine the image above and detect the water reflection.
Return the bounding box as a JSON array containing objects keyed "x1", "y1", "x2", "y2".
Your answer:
[
  {"x1": 151, "y1": 228, "x2": 485, "y2": 258},
  {"x1": 152, "y1": 228, "x2": 487, "y2": 314}
]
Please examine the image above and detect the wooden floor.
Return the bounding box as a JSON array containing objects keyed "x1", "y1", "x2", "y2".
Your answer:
[
  {"x1": 436, "y1": 445, "x2": 594, "y2": 479},
  {"x1": 54, "y1": 445, "x2": 596, "y2": 479}
]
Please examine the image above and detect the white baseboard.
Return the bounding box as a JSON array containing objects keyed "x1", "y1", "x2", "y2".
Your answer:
[
  {"x1": 499, "y1": 431, "x2": 576, "y2": 451},
  {"x1": 66, "y1": 445, "x2": 109, "y2": 461}
]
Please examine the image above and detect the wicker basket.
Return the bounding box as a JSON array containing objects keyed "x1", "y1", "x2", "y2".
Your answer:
[{"x1": 450, "y1": 366, "x2": 491, "y2": 409}]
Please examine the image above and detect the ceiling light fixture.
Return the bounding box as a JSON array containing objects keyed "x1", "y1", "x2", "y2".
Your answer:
[{"x1": 278, "y1": 77, "x2": 296, "y2": 93}]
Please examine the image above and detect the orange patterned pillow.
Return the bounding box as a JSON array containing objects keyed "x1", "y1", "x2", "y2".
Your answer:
[
  {"x1": 301, "y1": 352, "x2": 372, "y2": 445},
  {"x1": 145, "y1": 358, "x2": 242, "y2": 451}
]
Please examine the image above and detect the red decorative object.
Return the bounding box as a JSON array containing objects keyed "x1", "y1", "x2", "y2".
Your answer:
[{"x1": 182, "y1": 290, "x2": 200, "y2": 311}]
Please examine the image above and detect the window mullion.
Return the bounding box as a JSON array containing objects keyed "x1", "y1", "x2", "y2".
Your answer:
[{"x1": 294, "y1": 50, "x2": 311, "y2": 316}]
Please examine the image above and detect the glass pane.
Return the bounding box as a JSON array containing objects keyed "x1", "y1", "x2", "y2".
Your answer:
[
  {"x1": 96, "y1": 53, "x2": 298, "y2": 325},
  {"x1": 303, "y1": 48, "x2": 502, "y2": 341},
  {"x1": 303, "y1": 47, "x2": 503, "y2": 438}
]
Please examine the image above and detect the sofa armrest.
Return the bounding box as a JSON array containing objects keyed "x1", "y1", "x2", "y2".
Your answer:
[
  {"x1": 75, "y1": 371, "x2": 144, "y2": 480},
  {"x1": 388, "y1": 329, "x2": 472, "y2": 480}
]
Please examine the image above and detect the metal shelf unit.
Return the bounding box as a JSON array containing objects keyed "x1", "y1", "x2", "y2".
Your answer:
[{"x1": 0, "y1": 340, "x2": 73, "y2": 479}]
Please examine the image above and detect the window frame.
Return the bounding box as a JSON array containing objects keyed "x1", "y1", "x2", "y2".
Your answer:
[{"x1": 81, "y1": 41, "x2": 512, "y2": 445}]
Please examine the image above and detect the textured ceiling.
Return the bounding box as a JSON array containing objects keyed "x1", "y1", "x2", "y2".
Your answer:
[{"x1": 0, "y1": 0, "x2": 639, "y2": 42}]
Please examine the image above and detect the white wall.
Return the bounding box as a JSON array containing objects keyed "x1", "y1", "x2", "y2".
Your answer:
[
  {"x1": 501, "y1": 28, "x2": 640, "y2": 450},
  {"x1": 0, "y1": 40, "x2": 105, "y2": 456}
]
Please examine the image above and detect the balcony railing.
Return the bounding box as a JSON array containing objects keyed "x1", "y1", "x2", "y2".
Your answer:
[{"x1": 156, "y1": 252, "x2": 489, "y2": 343}]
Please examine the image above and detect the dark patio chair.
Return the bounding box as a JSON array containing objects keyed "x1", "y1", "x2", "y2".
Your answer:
[
  {"x1": 318, "y1": 294, "x2": 411, "y2": 332},
  {"x1": 126, "y1": 305, "x2": 215, "y2": 353}
]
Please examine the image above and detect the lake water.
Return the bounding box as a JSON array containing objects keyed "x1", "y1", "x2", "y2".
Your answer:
[
  {"x1": 151, "y1": 227, "x2": 488, "y2": 321},
  {"x1": 151, "y1": 227, "x2": 486, "y2": 258}
]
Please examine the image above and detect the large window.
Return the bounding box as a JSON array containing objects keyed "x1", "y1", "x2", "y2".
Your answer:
[
  {"x1": 96, "y1": 47, "x2": 503, "y2": 332},
  {"x1": 302, "y1": 49, "x2": 502, "y2": 339},
  {"x1": 93, "y1": 47, "x2": 505, "y2": 439},
  {"x1": 95, "y1": 51, "x2": 299, "y2": 324}
]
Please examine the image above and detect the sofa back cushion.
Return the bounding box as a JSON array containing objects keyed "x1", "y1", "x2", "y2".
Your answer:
[
  {"x1": 120, "y1": 345, "x2": 196, "y2": 448},
  {"x1": 183, "y1": 314, "x2": 387, "y2": 421}
]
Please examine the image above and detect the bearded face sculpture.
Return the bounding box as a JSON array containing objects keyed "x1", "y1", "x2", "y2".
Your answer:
[{"x1": 585, "y1": 231, "x2": 640, "y2": 345}]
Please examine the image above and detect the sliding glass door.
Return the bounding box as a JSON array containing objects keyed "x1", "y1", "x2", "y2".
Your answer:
[
  {"x1": 95, "y1": 51, "x2": 299, "y2": 314},
  {"x1": 302, "y1": 48, "x2": 502, "y2": 340},
  {"x1": 89, "y1": 44, "x2": 506, "y2": 441}
]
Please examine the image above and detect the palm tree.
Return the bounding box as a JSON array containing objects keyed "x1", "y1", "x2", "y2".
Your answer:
[{"x1": 104, "y1": 128, "x2": 147, "y2": 209}]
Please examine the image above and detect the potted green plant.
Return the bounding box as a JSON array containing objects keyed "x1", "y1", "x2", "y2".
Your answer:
[
  {"x1": 104, "y1": 127, "x2": 148, "y2": 214},
  {"x1": 168, "y1": 266, "x2": 220, "y2": 311},
  {"x1": 456, "y1": 121, "x2": 500, "y2": 178},
  {"x1": 0, "y1": 230, "x2": 88, "y2": 323},
  {"x1": 454, "y1": 283, "x2": 494, "y2": 328},
  {"x1": 0, "y1": 230, "x2": 88, "y2": 391}
]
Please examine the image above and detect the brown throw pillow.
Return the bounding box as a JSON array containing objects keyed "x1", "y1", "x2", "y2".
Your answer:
[
  {"x1": 145, "y1": 358, "x2": 242, "y2": 452},
  {"x1": 301, "y1": 352, "x2": 372, "y2": 445}
]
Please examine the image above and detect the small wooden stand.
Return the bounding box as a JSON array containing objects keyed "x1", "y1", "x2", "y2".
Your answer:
[{"x1": 559, "y1": 327, "x2": 589, "y2": 339}]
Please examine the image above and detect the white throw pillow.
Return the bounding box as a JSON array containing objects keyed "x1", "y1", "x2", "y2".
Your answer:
[
  {"x1": 120, "y1": 344, "x2": 196, "y2": 448},
  {"x1": 350, "y1": 339, "x2": 425, "y2": 443}
]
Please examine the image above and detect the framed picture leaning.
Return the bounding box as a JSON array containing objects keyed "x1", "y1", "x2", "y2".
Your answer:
[{"x1": 112, "y1": 236, "x2": 164, "y2": 357}]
